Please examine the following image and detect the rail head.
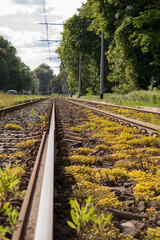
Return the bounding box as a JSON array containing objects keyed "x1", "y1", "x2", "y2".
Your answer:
[{"x1": 34, "y1": 101, "x2": 55, "y2": 240}]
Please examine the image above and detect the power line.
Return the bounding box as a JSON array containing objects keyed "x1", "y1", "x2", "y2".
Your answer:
[
  {"x1": 41, "y1": 0, "x2": 51, "y2": 61},
  {"x1": 39, "y1": 39, "x2": 99, "y2": 44}
]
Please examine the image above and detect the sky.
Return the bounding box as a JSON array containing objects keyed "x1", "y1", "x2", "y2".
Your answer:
[{"x1": 0, "y1": 0, "x2": 87, "y2": 75}]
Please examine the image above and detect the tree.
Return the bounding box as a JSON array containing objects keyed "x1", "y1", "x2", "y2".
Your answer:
[
  {"x1": 83, "y1": 0, "x2": 160, "y2": 92},
  {"x1": 130, "y1": 0, "x2": 160, "y2": 89},
  {"x1": 0, "y1": 47, "x2": 9, "y2": 91},
  {"x1": 34, "y1": 64, "x2": 54, "y2": 95},
  {"x1": 0, "y1": 36, "x2": 35, "y2": 93},
  {"x1": 56, "y1": 11, "x2": 103, "y2": 95},
  {"x1": 30, "y1": 71, "x2": 40, "y2": 95},
  {"x1": 50, "y1": 63, "x2": 66, "y2": 95}
]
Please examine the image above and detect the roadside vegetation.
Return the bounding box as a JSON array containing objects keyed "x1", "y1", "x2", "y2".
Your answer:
[
  {"x1": 79, "y1": 90, "x2": 160, "y2": 109},
  {"x1": 0, "y1": 91, "x2": 47, "y2": 109}
]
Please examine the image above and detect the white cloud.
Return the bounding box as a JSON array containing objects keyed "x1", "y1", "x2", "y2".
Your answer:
[
  {"x1": 46, "y1": 0, "x2": 85, "y2": 22},
  {"x1": 0, "y1": 0, "x2": 40, "y2": 16},
  {"x1": 0, "y1": 0, "x2": 87, "y2": 74},
  {"x1": 0, "y1": 26, "x2": 45, "y2": 48}
]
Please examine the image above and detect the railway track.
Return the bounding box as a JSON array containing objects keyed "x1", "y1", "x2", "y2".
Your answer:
[
  {"x1": 0, "y1": 98, "x2": 53, "y2": 240},
  {"x1": 65, "y1": 98, "x2": 160, "y2": 116},
  {"x1": 1, "y1": 97, "x2": 160, "y2": 240},
  {"x1": 54, "y1": 98, "x2": 160, "y2": 240},
  {"x1": 64, "y1": 98, "x2": 160, "y2": 136}
]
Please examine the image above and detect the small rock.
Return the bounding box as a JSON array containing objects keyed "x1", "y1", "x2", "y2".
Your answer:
[
  {"x1": 138, "y1": 201, "x2": 146, "y2": 212},
  {"x1": 124, "y1": 182, "x2": 133, "y2": 188},
  {"x1": 121, "y1": 221, "x2": 135, "y2": 230},
  {"x1": 123, "y1": 227, "x2": 140, "y2": 238},
  {"x1": 121, "y1": 221, "x2": 140, "y2": 238}
]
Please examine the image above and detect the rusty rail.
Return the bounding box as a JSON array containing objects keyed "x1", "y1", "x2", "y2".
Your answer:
[
  {"x1": 12, "y1": 132, "x2": 47, "y2": 240},
  {"x1": 64, "y1": 99, "x2": 160, "y2": 136},
  {"x1": 0, "y1": 98, "x2": 48, "y2": 116},
  {"x1": 11, "y1": 99, "x2": 54, "y2": 240},
  {"x1": 66, "y1": 98, "x2": 160, "y2": 115}
]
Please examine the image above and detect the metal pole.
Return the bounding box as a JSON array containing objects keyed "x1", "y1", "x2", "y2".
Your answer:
[
  {"x1": 100, "y1": 32, "x2": 104, "y2": 99},
  {"x1": 58, "y1": 82, "x2": 60, "y2": 95},
  {"x1": 78, "y1": 52, "x2": 81, "y2": 98}
]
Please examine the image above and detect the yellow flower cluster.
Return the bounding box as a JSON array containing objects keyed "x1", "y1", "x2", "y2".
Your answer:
[
  {"x1": 128, "y1": 170, "x2": 160, "y2": 201},
  {"x1": 146, "y1": 227, "x2": 160, "y2": 239},
  {"x1": 94, "y1": 144, "x2": 109, "y2": 150},
  {"x1": 95, "y1": 104, "x2": 160, "y2": 126},
  {"x1": 4, "y1": 123, "x2": 23, "y2": 130},
  {"x1": 69, "y1": 154, "x2": 96, "y2": 165},
  {"x1": 65, "y1": 165, "x2": 98, "y2": 182},
  {"x1": 101, "y1": 168, "x2": 128, "y2": 181},
  {"x1": 16, "y1": 139, "x2": 36, "y2": 148},
  {"x1": 12, "y1": 151, "x2": 26, "y2": 159},
  {"x1": 128, "y1": 136, "x2": 160, "y2": 147},
  {"x1": 75, "y1": 180, "x2": 122, "y2": 209},
  {"x1": 77, "y1": 147, "x2": 93, "y2": 155}
]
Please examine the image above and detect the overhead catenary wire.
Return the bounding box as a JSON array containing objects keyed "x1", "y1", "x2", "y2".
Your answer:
[{"x1": 41, "y1": 0, "x2": 51, "y2": 61}]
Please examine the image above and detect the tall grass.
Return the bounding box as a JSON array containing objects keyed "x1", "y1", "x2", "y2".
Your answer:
[
  {"x1": 0, "y1": 92, "x2": 47, "y2": 109},
  {"x1": 80, "y1": 90, "x2": 160, "y2": 108},
  {"x1": 0, "y1": 91, "x2": 16, "y2": 108}
]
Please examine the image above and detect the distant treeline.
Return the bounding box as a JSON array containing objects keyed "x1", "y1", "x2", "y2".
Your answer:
[
  {"x1": 55, "y1": 0, "x2": 160, "y2": 95},
  {"x1": 0, "y1": 36, "x2": 56, "y2": 95}
]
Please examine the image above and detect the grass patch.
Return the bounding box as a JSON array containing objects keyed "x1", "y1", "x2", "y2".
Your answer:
[
  {"x1": 5, "y1": 124, "x2": 23, "y2": 130},
  {"x1": 16, "y1": 139, "x2": 36, "y2": 148},
  {"x1": 0, "y1": 92, "x2": 16, "y2": 108},
  {"x1": 78, "y1": 90, "x2": 160, "y2": 108},
  {"x1": 0, "y1": 91, "x2": 48, "y2": 108}
]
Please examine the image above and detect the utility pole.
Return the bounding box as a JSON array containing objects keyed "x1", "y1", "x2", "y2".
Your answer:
[
  {"x1": 78, "y1": 52, "x2": 82, "y2": 98},
  {"x1": 100, "y1": 32, "x2": 104, "y2": 99},
  {"x1": 58, "y1": 82, "x2": 60, "y2": 95}
]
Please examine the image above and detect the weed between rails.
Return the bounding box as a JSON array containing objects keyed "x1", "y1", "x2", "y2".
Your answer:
[{"x1": 0, "y1": 163, "x2": 25, "y2": 239}]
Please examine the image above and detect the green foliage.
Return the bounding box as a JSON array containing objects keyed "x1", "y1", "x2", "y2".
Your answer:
[
  {"x1": 0, "y1": 228, "x2": 10, "y2": 240},
  {"x1": 0, "y1": 203, "x2": 19, "y2": 240},
  {"x1": 67, "y1": 196, "x2": 94, "y2": 239},
  {"x1": 30, "y1": 108, "x2": 36, "y2": 117},
  {"x1": 90, "y1": 213, "x2": 112, "y2": 240},
  {"x1": 68, "y1": 196, "x2": 94, "y2": 239},
  {"x1": 3, "y1": 203, "x2": 19, "y2": 231},
  {"x1": 34, "y1": 63, "x2": 55, "y2": 95},
  {"x1": 68, "y1": 196, "x2": 113, "y2": 240},
  {"x1": 56, "y1": 12, "x2": 102, "y2": 95},
  {"x1": 0, "y1": 36, "x2": 34, "y2": 93},
  {"x1": 56, "y1": 0, "x2": 160, "y2": 94},
  {"x1": 0, "y1": 162, "x2": 25, "y2": 202}
]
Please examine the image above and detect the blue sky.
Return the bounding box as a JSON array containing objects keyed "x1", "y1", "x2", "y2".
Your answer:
[{"x1": 0, "y1": 0, "x2": 86, "y2": 74}]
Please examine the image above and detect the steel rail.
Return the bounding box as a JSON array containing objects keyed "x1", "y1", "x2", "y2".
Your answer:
[
  {"x1": 12, "y1": 131, "x2": 47, "y2": 240},
  {"x1": 34, "y1": 101, "x2": 55, "y2": 240},
  {"x1": 0, "y1": 98, "x2": 48, "y2": 115},
  {"x1": 64, "y1": 99, "x2": 160, "y2": 136},
  {"x1": 66, "y1": 98, "x2": 160, "y2": 115}
]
